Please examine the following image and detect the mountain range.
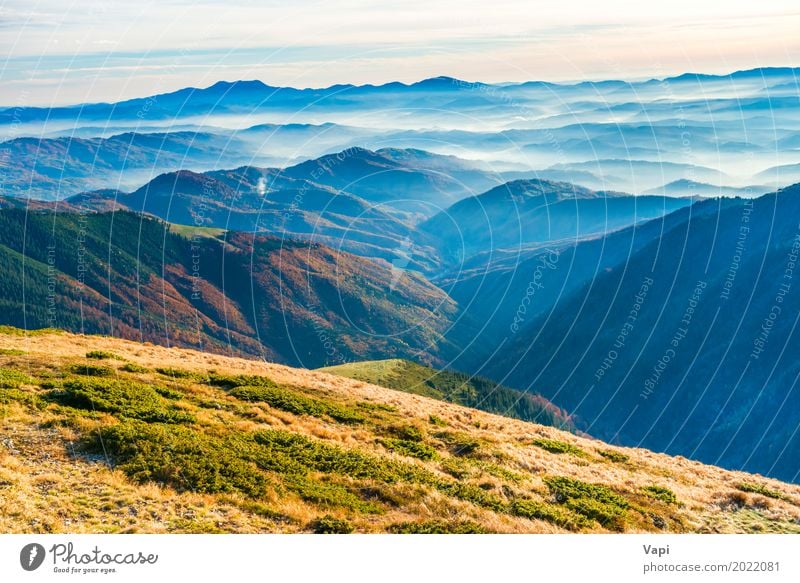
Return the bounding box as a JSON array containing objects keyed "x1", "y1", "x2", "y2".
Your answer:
[
  {"x1": 3, "y1": 67, "x2": 800, "y2": 487},
  {"x1": 5, "y1": 66, "x2": 800, "y2": 197}
]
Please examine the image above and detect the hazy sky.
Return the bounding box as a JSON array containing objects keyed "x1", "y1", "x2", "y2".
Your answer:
[{"x1": 2, "y1": 0, "x2": 799, "y2": 105}]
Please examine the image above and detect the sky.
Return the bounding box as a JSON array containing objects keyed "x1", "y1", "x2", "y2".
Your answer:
[{"x1": 1, "y1": 0, "x2": 799, "y2": 106}]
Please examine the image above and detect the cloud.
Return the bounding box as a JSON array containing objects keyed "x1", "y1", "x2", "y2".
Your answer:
[{"x1": 1, "y1": 0, "x2": 798, "y2": 105}]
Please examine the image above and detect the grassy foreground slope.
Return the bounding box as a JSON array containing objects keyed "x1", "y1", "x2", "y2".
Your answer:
[
  {"x1": 1, "y1": 329, "x2": 799, "y2": 534},
  {"x1": 320, "y1": 359, "x2": 575, "y2": 431}
]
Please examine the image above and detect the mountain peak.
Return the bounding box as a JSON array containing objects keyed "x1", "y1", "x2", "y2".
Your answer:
[
  {"x1": 205, "y1": 79, "x2": 272, "y2": 92},
  {"x1": 482, "y1": 178, "x2": 600, "y2": 202}
]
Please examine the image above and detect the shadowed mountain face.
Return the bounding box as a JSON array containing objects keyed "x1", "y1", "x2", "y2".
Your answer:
[
  {"x1": 479, "y1": 186, "x2": 800, "y2": 482},
  {"x1": 419, "y1": 179, "x2": 693, "y2": 265},
  {"x1": 0, "y1": 209, "x2": 455, "y2": 368}
]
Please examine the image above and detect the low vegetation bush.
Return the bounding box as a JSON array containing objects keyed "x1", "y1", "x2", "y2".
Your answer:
[
  {"x1": 642, "y1": 485, "x2": 678, "y2": 504},
  {"x1": 286, "y1": 476, "x2": 382, "y2": 514},
  {"x1": 544, "y1": 476, "x2": 630, "y2": 531},
  {"x1": 55, "y1": 377, "x2": 194, "y2": 423},
  {"x1": 380, "y1": 438, "x2": 437, "y2": 460},
  {"x1": 207, "y1": 374, "x2": 277, "y2": 389},
  {"x1": 310, "y1": 515, "x2": 354, "y2": 534},
  {"x1": 737, "y1": 482, "x2": 788, "y2": 501},
  {"x1": 532, "y1": 438, "x2": 585, "y2": 456},
  {"x1": 385, "y1": 424, "x2": 425, "y2": 442},
  {"x1": 85, "y1": 350, "x2": 120, "y2": 360},
  {"x1": 509, "y1": 498, "x2": 588, "y2": 530},
  {"x1": 0, "y1": 387, "x2": 45, "y2": 409},
  {"x1": 598, "y1": 449, "x2": 630, "y2": 463},
  {"x1": 249, "y1": 430, "x2": 398, "y2": 480},
  {"x1": 70, "y1": 363, "x2": 114, "y2": 377},
  {"x1": 436, "y1": 431, "x2": 481, "y2": 456},
  {"x1": 230, "y1": 384, "x2": 365, "y2": 424},
  {"x1": 0, "y1": 348, "x2": 27, "y2": 356},
  {"x1": 119, "y1": 363, "x2": 150, "y2": 373},
  {"x1": 0, "y1": 367, "x2": 33, "y2": 388},
  {"x1": 155, "y1": 367, "x2": 200, "y2": 379},
  {"x1": 87, "y1": 422, "x2": 268, "y2": 497},
  {"x1": 388, "y1": 520, "x2": 488, "y2": 534}
]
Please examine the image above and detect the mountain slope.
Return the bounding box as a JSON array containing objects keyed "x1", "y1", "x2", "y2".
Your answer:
[
  {"x1": 0, "y1": 209, "x2": 455, "y2": 368},
  {"x1": 320, "y1": 359, "x2": 574, "y2": 431},
  {"x1": 420, "y1": 179, "x2": 693, "y2": 264},
  {"x1": 83, "y1": 168, "x2": 442, "y2": 271},
  {"x1": 280, "y1": 147, "x2": 476, "y2": 214},
  {"x1": 483, "y1": 185, "x2": 800, "y2": 482},
  {"x1": 2, "y1": 330, "x2": 799, "y2": 534},
  {"x1": 0, "y1": 131, "x2": 256, "y2": 199}
]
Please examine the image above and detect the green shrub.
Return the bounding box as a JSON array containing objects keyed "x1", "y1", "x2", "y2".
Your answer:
[
  {"x1": 434, "y1": 481, "x2": 505, "y2": 512},
  {"x1": 0, "y1": 367, "x2": 33, "y2": 388},
  {"x1": 0, "y1": 348, "x2": 27, "y2": 356},
  {"x1": 388, "y1": 520, "x2": 488, "y2": 534},
  {"x1": 55, "y1": 377, "x2": 194, "y2": 423},
  {"x1": 310, "y1": 515, "x2": 354, "y2": 534},
  {"x1": 154, "y1": 386, "x2": 184, "y2": 400},
  {"x1": 85, "y1": 350, "x2": 120, "y2": 360},
  {"x1": 70, "y1": 363, "x2": 114, "y2": 377},
  {"x1": 544, "y1": 476, "x2": 630, "y2": 531},
  {"x1": 207, "y1": 374, "x2": 277, "y2": 389},
  {"x1": 737, "y1": 482, "x2": 789, "y2": 501},
  {"x1": 428, "y1": 414, "x2": 447, "y2": 426},
  {"x1": 439, "y1": 457, "x2": 471, "y2": 480},
  {"x1": 87, "y1": 422, "x2": 267, "y2": 497},
  {"x1": 0, "y1": 387, "x2": 44, "y2": 409},
  {"x1": 155, "y1": 367, "x2": 199, "y2": 379},
  {"x1": 642, "y1": 485, "x2": 678, "y2": 504},
  {"x1": 532, "y1": 438, "x2": 585, "y2": 456},
  {"x1": 248, "y1": 430, "x2": 501, "y2": 511},
  {"x1": 509, "y1": 498, "x2": 588, "y2": 530},
  {"x1": 436, "y1": 432, "x2": 481, "y2": 456},
  {"x1": 472, "y1": 460, "x2": 525, "y2": 483},
  {"x1": 249, "y1": 430, "x2": 397, "y2": 480},
  {"x1": 380, "y1": 438, "x2": 438, "y2": 460},
  {"x1": 120, "y1": 363, "x2": 150, "y2": 373},
  {"x1": 544, "y1": 476, "x2": 629, "y2": 507},
  {"x1": 564, "y1": 497, "x2": 627, "y2": 531},
  {"x1": 386, "y1": 424, "x2": 424, "y2": 442},
  {"x1": 286, "y1": 476, "x2": 382, "y2": 514},
  {"x1": 230, "y1": 385, "x2": 364, "y2": 424},
  {"x1": 356, "y1": 401, "x2": 398, "y2": 413},
  {"x1": 598, "y1": 449, "x2": 630, "y2": 463}
]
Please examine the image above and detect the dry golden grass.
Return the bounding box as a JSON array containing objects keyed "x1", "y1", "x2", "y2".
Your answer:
[{"x1": 1, "y1": 330, "x2": 799, "y2": 534}]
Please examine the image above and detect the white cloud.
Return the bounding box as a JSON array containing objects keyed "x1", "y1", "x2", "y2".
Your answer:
[{"x1": 1, "y1": 0, "x2": 799, "y2": 104}]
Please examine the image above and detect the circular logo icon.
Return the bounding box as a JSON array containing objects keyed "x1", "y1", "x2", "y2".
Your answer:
[{"x1": 20, "y1": 543, "x2": 46, "y2": 571}]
